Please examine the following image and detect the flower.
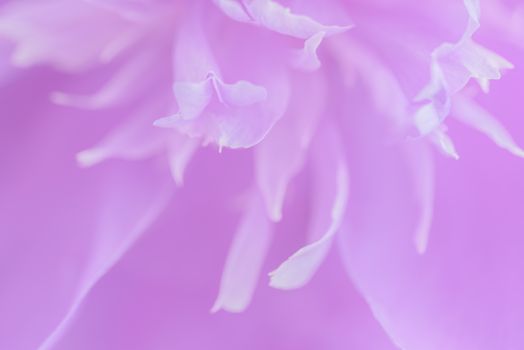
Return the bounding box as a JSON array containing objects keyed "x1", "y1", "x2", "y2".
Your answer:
[{"x1": 0, "y1": 0, "x2": 523, "y2": 349}]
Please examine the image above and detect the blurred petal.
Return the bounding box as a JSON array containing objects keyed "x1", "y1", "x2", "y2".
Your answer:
[
  {"x1": 452, "y1": 95, "x2": 524, "y2": 157},
  {"x1": 255, "y1": 72, "x2": 325, "y2": 221},
  {"x1": 212, "y1": 191, "x2": 273, "y2": 313},
  {"x1": 0, "y1": 0, "x2": 138, "y2": 71},
  {"x1": 270, "y1": 127, "x2": 349, "y2": 290}
]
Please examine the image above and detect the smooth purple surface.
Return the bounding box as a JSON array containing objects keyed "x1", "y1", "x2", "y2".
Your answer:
[{"x1": 0, "y1": 1, "x2": 523, "y2": 349}]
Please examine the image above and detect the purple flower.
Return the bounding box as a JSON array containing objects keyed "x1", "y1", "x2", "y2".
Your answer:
[{"x1": 1, "y1": 0, "x2": 523, "y2": 349}]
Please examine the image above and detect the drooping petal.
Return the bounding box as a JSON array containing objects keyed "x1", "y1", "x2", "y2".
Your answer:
[
  {"x1": 38, "y1": 160, "x2": 174, "y2": 350},
  {"x1": 46, "y1": 181, "x2": 399, "y2": 350},
  {"x1": 0, "y1": 77, "x2": 174, "y2": 349},
  {"x1": 255, "y1": 72, "x2": 325, "y2": 221},
  {"x1": 405, "y1": 143, "x2": 435, "y2": 254},
  {"x1": 75, "y1": 100, "x2": 170, "y2": 167},
  {"x1": 269, "y1": 126, "x2": 349, "y2": 290},
  {"x1": 212, "y1": 191, "x2": 273, "y2": 313},
  {"x1": 51, "y1": 49, "x2": 161, "y2": 109}
]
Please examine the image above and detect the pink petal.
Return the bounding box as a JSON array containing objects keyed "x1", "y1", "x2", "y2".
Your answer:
[
  {"x1": 212, "y1": 191, "x2": 273, "y2": 313},
  {"x1": 452, "y1": 95, "x2": 524, "y2": 157},
  {"x1": 269, "y1": 127, "x2": 349, "y2": 290},
  {"x1": 255, "y1": 72, "x2": 325, "y2": 221},
  {"x1": 0, "y1": 77, "x2": 174, "y2": 349},
  {"x1": 0, "y1": 0, "x2": 138, "y2": 71}
]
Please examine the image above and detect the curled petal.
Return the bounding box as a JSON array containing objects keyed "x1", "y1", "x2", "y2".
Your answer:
[
  {"x1": 156, "y1": 16, "x2": 288, "y2": 149},
  {"x1": 415, "y1": 0, "x2": 512, "y2": 134},
  {"x1": 291, "y1": 31, "x2": 325, "y2": 71},
  {"x1": 214, "y1": 0, "x2": 351, "y2": 69},
  {"x1": 215, "y1": 0, "x2": 350, "y2": 39},
  {"x1": 269, "y1": 127, "x2": 349, "y2": 289},
  {"x1": 154, "y1": 73, "x2": 279, "y2": 149}
]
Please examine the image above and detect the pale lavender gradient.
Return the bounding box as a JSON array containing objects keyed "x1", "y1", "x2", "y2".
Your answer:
[{"x1": 0, "y1": 1, "x2": 523, "y2": 350}]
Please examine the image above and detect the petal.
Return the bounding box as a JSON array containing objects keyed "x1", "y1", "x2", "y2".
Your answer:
[
  {"x1": 429, "y1": 126, "x2": 460, "y2": 160},
  {"x1": 338, "y1": 125, "x2": 524, "y2": 350},
  {"x1": 215, "y1": 0, "x2": 350, "y2": 39},
  {"x1": 213, "y1": 77, "x2": 268, "y2": 107},
  {"x1": 269, "y1": 126, "x2": 349, "y2": 289},
  {"x1": 212, "y1": 191, "x2": 273, "y2": 313},
  {"x1": 405, "y1": 143, "x2": 435, "y2": 254},
  {"x1": 414, "y1": 0, "x2": 513, "y2": 134},
  {"x1": 48, "y1": 181, "x2": 399, "y2": 350},
  {"x1": 291, "y1": 31, "x2": 325, "y2": 71},
  {"x1": 155, "y1": 73, "x2": 282, "y2": 149},
  {"x1": 0, "y1": 79, "x2": 174, "y2": 349},
  {"x1": 172, "y1": 79, "x2": 214, "y2": 120},
  {"x1": 38, "y1": 160, "x2": 173, "y2": 350},
  {"x1": 51, "y1": 50, "x2": 161, "y2": 109},
  {"x1": 166, "y1": 135, "x2": 199, "y2": 186},
  {"x1": 0, "y1": 0, "x2": 138, "y2": 71},
  {"x1": 75, "y1": 101, "x2": 169, "y2": 167},
  {"x1": 255, "y1": 72, "x2": 325, "y2": 221},
  {"x1": 155, "y1": 15, "x2": 290, "y2": 149},
  {"x1": 452, "y1": 95, "x2": 524, "y2": 157}
]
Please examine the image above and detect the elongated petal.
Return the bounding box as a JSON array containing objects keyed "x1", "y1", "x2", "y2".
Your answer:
[
  {"x1": 38, "y1": 162, "x2": 173, "y2": 350},
  {"x1": 405, "y1": 143, "x2": 435, "y2": 254},
  {"x1": 0, "y1": 0, "x2": 138, "y2": 71},
  {"x1": 212, "y1": 191, "x2": 273, "y2": 313},
  {"x1": 51, "y1": 50, "x2": 160, "y2": 109},
  {"x1": 0, "y1": 86, "x2": 174, "y2": 349},
  {"x1": 339, "y1": 130, "x2": 524, "y2": 350},
  {"x1": 452, "y1": 95, "x2": 524, "y2": 157},
  {"x1": 255, "y1": 73, "x2": 325, "y2": 221},
  {"x1": 269, "y1": 127, "x2": 349, "y2": 289},
  {"x1": 76, "y1": 101, "x2": 169, "y2": 167}
]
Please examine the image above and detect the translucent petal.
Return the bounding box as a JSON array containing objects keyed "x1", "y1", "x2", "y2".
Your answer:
[
  {"x1": 212, "y1": 192, "x2": 273, "y2": 313},
  {"x1": 269, "y1": 127, "x2": 349, "y2": 289},
  {"x1": 452, "y1": 96, "x2": 524, "y2": 157}
]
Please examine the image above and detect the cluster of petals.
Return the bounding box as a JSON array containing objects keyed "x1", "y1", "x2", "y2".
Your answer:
[{"x1": 1, "y1": 0, "x2": 524, "y2": 349}]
